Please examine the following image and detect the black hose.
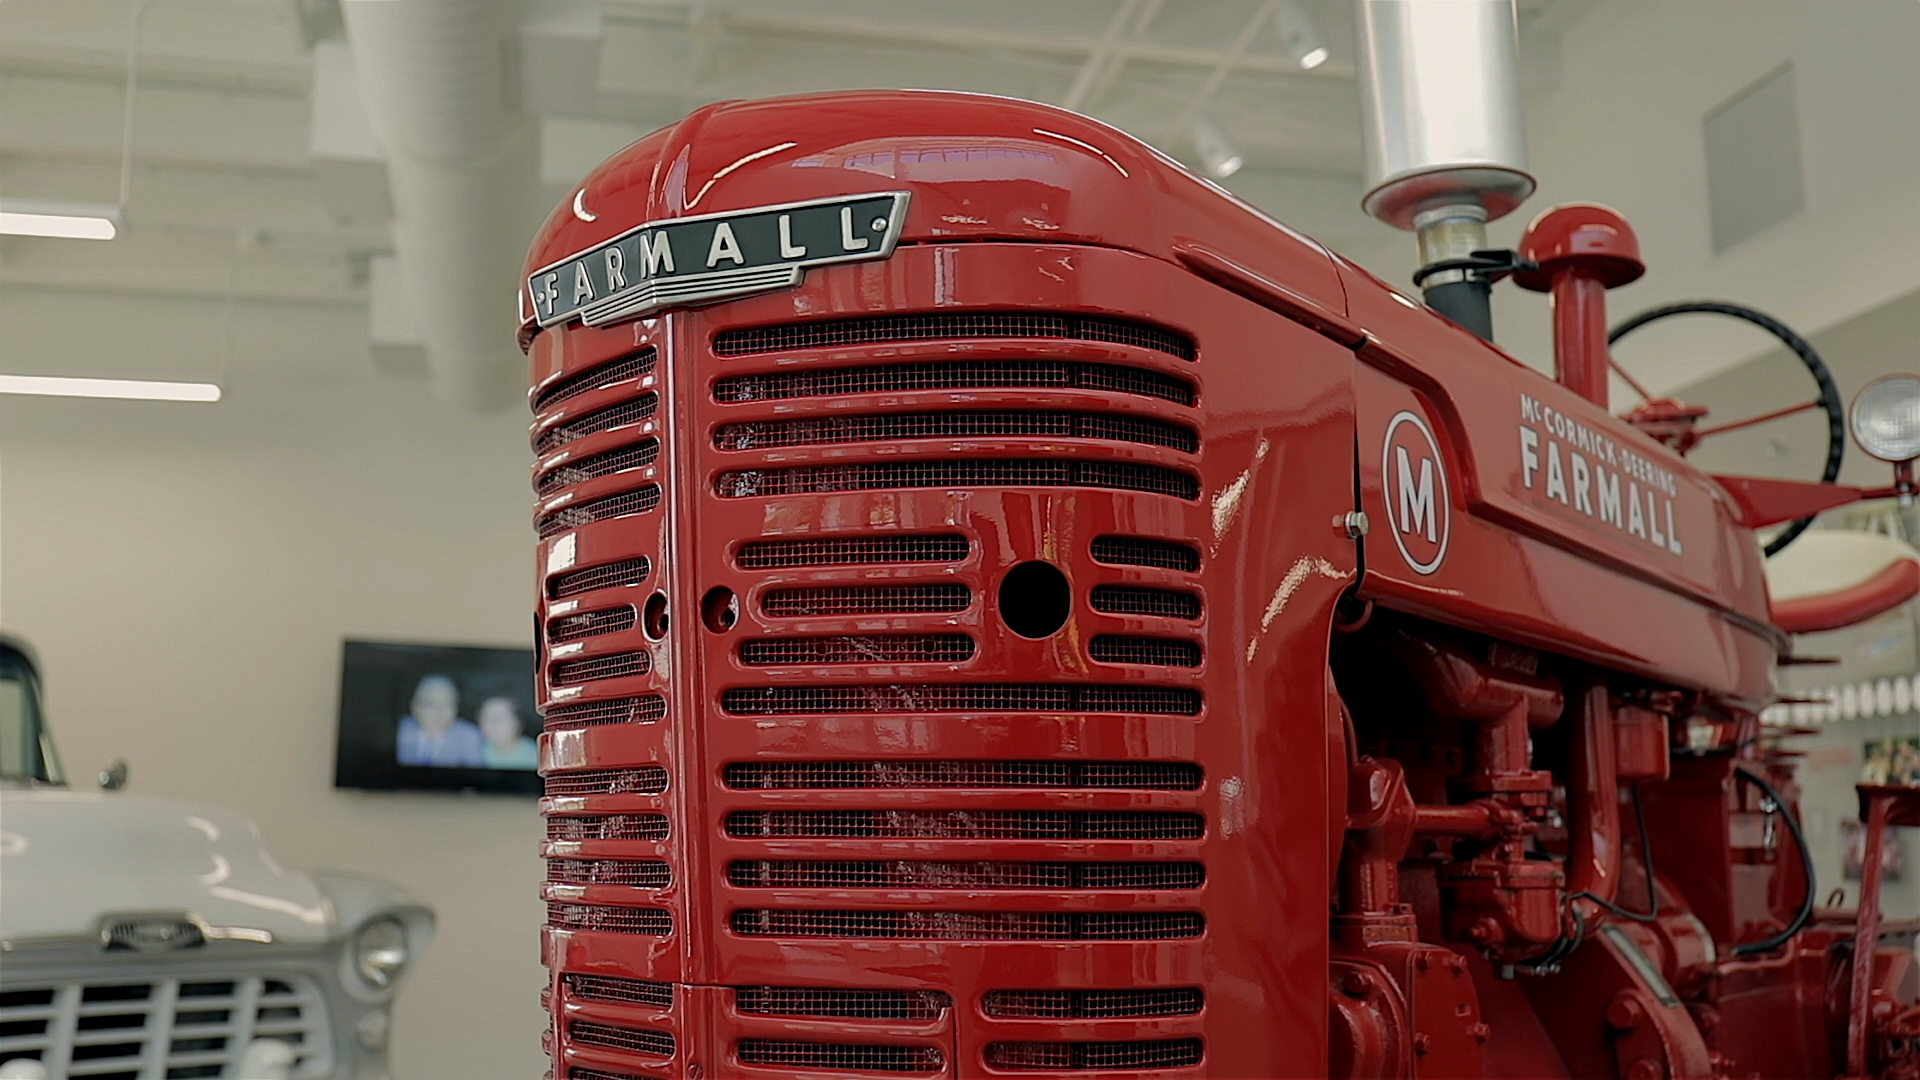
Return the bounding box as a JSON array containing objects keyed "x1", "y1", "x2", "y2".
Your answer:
[
  {"x1": 1729, "y1": 766, "x2": 1816, "y2": 956},
  {"x1": 1573, "y1": 783, "x2": 1660, "y2": 923}
]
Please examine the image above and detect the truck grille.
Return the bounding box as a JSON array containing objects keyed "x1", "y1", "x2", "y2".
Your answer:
[
  {"x1": 728, "y1": 860, "x2": 1205, "y2": 890},
  {"x1": 730, "y1": 910, "x2": 1203, "y2": 941},
  {"x1": 0, "y1": 975, "x2": 332, "y2": 1079},
  {"x1": 715, "y1": 410, "x2": 1197, "y2": 452},
  {"x1": 733, "y1": 987, "x2": 950, "y2": 1021},
  {"x1": 738, "y1": 635, "x2": 974, "y2": 665},
  {"x1": 544, "y1": 766, "x2": 669, "y2": 797},
  {"x1": 735, "y1": 1039, "x2": 944, "y2": 1074},
  {"x1": 546, "y1": 903, "x2": 673, "y2": 935},
  {"x1": 712, "y1": 311, "x2": 1195, "y2": 361},
  {"x1": 562, "y1": 975, "x2": 673, "y2": 1009},
  {"x1": 547, "y1": 859, "x2": 673, "y2": 887},
  {"x1": 547, "y1": 558, "x2": 651, "y2": 601},
  {"x1": 1089, "y1": 585, "x2": 1202, "y2": 619},
  {"x1": 983, "y1": 988, "x2": 1204, "y2": 1019},
  {"x1": 720, "y1": 684, "x2": 1201, "y2": 716},
  {"x1": 985, "y1": 1039, "x2": 1205, "y2": 1070},
  {"x1": 536, "y1": 439, "x2": 659, "y2": 496},
  {"x1": 713, "y1": 359, "x2": 1195, "y2": 407},
  {"x1": 723, "y1": 759, "x2": 1202, "y2": 790},
  {"x1": 724, "y1": 810, "x2": 1203, "y2": 841},
  {"x1": 569, "y1": 1021, "x2": 674, "y2": 1058},
  {"x1": 716, "y1": 459, "x2": 1200, "y2": 501},
  {"x1": 542, "y1": 695, "x2": 665, "y2": 731}
]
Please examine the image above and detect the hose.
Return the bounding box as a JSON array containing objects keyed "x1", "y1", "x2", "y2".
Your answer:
[
  {"x1": 1574, "y1": 783, "x2": 1660, "y2": 923},
  {"x1": 1729, "y1": 766, "x2": 1815, "y2": 956}
]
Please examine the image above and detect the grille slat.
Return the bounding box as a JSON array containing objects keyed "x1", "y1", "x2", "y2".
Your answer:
[
  {"x1": 715, "y1": 410, "x2": 1198, "y2": 453},
  {"x1": 532, "y1": 347, "x2": 657, "y2": 413},
  {"x1": 564, "y1": 974, "x2": 673, "y2": 1009},
  {"x1": 722, "y1": 684, "x2": 1201, "y2": 717},
  {"x1": 536, "y1": 486, "x2": 662, "y2": 539},
  {"x1": 569, "y1": 1021, "x2": 675, "y2": 1058},
  {"x1": 546, "y1": 814, "x2": 671, "y2": 842},
  {"x1": 983, "y1": 988, "x2": 1204, "y2": 1019},
  {"x1": 714, "y1": 359, "x2": 1194, "y2": 408},
  {"x1": 736, "y1": 534, "x2": 968, "y2": 569},
  {"x1": 546, "y1": 607, "x2": 638, "y2": 645},
  {"x1": 542, "y1": 695, "x2": 666, "y2": 730},
  {"x1": 546, "y1": 903, "x2": 673, "y2": 935},
  {"x1": 712, "y1": 312, "x2": 1195, "y2": 361},
  {"x1": 535, "y1": 393, "x2": 660, "y2": 456},
  {"x1": 986, "y1": 1039, "x2": 1205, "y2": 1071},
  {"x1": 718, "y1": 459, "x2": 1199, "y2": 501},
  {"x1": 0, "y1": 976, "x2": 329, "y2": 1077},
  {"x1": 547, "y1": 859, "x2": 673, "y2": 887},
  {"x1": 724, "y1": 760, "x2": 1203, "y2": 790},
  {"x1": 1091, "y1": 535, "x2": 1200, "y2": 572},
  {"x1": 724, "y1": 810, "x2": 1203, "y2": 841},
  {"x1": 1089, "y1": 584, "x2": 1202, "y2": 620},
  {"x1": 761, "y1": 584, "x2": 970, "y2": 617},
  {"x1": 739, "y1": 635, "x2": 974, "y2": 666},
  {"x1": 1089, "y1": 635, "x2": 1202, "y2": 668},
  {"x1": 550, "y1": 651, "x2": 651, "y2": 686},
  {"x1": 548, "y1": 558, "x2": 652, "y2": 600},
  {"x1": 731, "y1": 910, "x2": 1203, "y2": 941},
  {"x1": 735, "y1": 1040, "x2": 944, "y2": 1074},
  {"x1": 536, "y1": 439, "x2": 660, "y2": 496},
  {"x1": 734, "y1": 987, "x2": 950, "y2": 1021},
  {"x1": 544, "y1": 766, "x2": 668, "y2": 797},
  {"x1": 728, "y1": 860, "x2": 1205, "y2": 890}
]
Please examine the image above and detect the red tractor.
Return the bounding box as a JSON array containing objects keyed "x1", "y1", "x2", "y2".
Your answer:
[{"x1": 519, "y1": 84, "x2": 1920, "y2": 1078}]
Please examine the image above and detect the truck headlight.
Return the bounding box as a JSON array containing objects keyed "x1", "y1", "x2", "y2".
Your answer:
[
  {"x1": 1850, "y1": 374, "x2": 1920, "y2": 462},
  {"x1": 353, "y1": 919, "x2": 409, "y2": 988}
]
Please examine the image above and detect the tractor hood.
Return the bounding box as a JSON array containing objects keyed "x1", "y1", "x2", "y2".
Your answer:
[{"x1": 0, "y1": 787, "x2": 333, "y2": 948}]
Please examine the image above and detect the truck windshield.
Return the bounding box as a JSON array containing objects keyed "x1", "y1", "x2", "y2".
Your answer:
[{"x1": 0, "y1": 645, "x2": 63, "y2": 785}]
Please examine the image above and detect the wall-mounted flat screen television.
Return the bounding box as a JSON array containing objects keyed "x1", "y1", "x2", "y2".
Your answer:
[{"x1": 334, "y1": 640, "x2": 541, "y2": 795}]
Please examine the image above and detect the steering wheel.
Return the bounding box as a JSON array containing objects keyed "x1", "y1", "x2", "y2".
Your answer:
[{"x1": 1607, "y1": 301, "x2": 1844, "y2": 557}]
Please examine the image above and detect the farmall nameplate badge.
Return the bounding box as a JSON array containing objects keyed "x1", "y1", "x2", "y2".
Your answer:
[{"x1": 527, "y1": 191, "x2": 911, "y2": 328}]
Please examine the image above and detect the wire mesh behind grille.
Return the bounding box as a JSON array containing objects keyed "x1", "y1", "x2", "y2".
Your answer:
[
  {"x1": 711, "y1": 312, "x2": 1196, "y2": 361},
  {"x1": 569, "y1": 1021, "x2": 675, "y2": 1057},
  {"x1": 723, "y1": 759, "x2": 1203, "y2": 790},
  {"x1": 1089, "y1": 585, "x2": 1202, "y2": 620},
  {"x1": 736, "y1": 534, "x2": 969, "y2": 569},
  {"x1": 550, "y1": 651, "x2": 651, "y2": 686},
  {"x1": 546, "y1": 814, "x2": 671, "y2": 842},
  {"x1": 739, "y1": 635, "x2": 974, "y2": 665},
  {"x1": 713, "y1": 360, "x2": 1195, "y2": 408},
  {"x1": 536, "y1": 486, "x2": 662, "y2": 539},
  {"x1": 534, "y1": 394, "x2": 660, "y2": 456},
  {"x1": 568, "y1": 1069, "x2": 660, "y2": 1080},
  {"x1": 533, "y1": 347, "x2": 657, "y2": 413},
  {"x1": 762, "y1": 584, "x2": 970, "y2": 617},
  {"x1": 1089, "y1": 636, "x2": 1202, "y2": 667},
  {"x1": 547, "y1": 607, "x2": 639, "y2": 644},
  {"x1": 985, "y1": 1039, "x2": 1205, "y2": 1071},
  {"x1": 727, "y1": 860, "x2": 1205, "y2": 890},
  {"x1": 548, "y1": 557, "x2": 652, "y2": 600},
  {"x1": 733, "y1": 987, "x2": 951, "y2": 1021},
  {"x1": 536, "y1": 439, "x2": 660, "y2": 496},
  {"x1": 982, "y1": 988, "x2": 1205, "y2": 1019},
  {"x1": 544, "y1": 766, "x2": 669, "y2": 796},
  {"x1": 564, "y1": 974, "x2": 673, "y2": 1009},
  {"x1": 714, "y1": 411, "x2": 1199, "y2": 453},
  {"x1": 735, "y1": 1040, "x2": 944, "y2": 1074},
  {"x1": 724, "y1": 810, "x2": 1203, "y2": 840},
  {"x1": 730, "y1": 909, "x2": 1203, "y2": 941},
  {"x1": 547, "y1": 903, "x2": 673, "y2": 935},
  {"x1": 1090, "y1": 535, "x2": 1201, "y2": 572},
  {"x1": 722, "y1": 684, "x2": 1201, "y2": 717},
  {"x1": 717, "y1": 459, "x2": 1200, "y2": 501},
  {"x1": 547, "y1": 859, "x2": 673, "y2": 887},
  {"x1": 543, "y1": 696, "x2": 666, "y2": 730}
]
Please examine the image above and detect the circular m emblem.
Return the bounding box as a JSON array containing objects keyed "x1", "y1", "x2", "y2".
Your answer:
[{"x1": 1381, "y1": 410, "x2": 1450, "y2": 575}]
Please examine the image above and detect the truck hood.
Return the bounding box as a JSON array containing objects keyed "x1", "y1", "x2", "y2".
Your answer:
[{"x1": 0, "y1": 788, "x2": 332, "y2": 947}]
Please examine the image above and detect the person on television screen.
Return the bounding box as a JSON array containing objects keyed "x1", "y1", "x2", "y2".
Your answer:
[
  {"x1": 395, "y1": 674, "x2": 484, "y2": 768},
  {"x1": 478, "y1": 695, "x2": 538, "y2": 771}
]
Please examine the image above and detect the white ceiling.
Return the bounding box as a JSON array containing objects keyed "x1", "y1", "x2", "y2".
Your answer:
[{"x1": 0, "y1": 0, "x2": 1593, "y2": 314}]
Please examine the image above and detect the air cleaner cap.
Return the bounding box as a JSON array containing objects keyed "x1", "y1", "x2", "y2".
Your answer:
[{"x1": 1512, "y1": 204, "x2": 1646, "y2": 293}]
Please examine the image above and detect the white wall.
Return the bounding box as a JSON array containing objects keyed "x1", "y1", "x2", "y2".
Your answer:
[{"x1": 0, "y1": 291, "x2": 544, "y2": 1080}]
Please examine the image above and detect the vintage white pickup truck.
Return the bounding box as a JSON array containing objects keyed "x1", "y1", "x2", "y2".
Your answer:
[{"x1": 0, "y1": 632, "x2": 434, "y2": 1079}]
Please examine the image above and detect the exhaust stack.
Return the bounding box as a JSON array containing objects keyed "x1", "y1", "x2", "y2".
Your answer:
[{"x1": 1353, "y1": 0, "x2": 1534, "y2": 341}]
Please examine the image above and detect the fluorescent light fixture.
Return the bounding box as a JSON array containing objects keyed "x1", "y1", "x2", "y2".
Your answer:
[
  {"x1": 1190, "y1": 115, "x2": 1244, "y2": 179},
  {"x1": 0, "y1": 199, "x2": 122, "y2": 241},
  {"x1": 0, "y1": 375, "x2": 221, "y2": 402},
  {"x1": 1273, "y1": 1, "x2": 1330, "y2": 70}
]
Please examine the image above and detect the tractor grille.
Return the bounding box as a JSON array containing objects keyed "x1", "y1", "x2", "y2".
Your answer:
[
  {"x1": 547, "y1": 558, "x2": 651, "y2": 600},
  {"x1": 543, "y1": 766, "x2": 669, "y2": 797},
  {"x1": 1089, "y1": 635, "x2": 1202, "y2": 667},
  {"x1": 714, "y1": 410, "x2": 1197, "y2": 452},
  {"x1": 761, "y1": 584, "x2": 970, "y2": 617},
  {"x1": 536, "y1": 486, "x2": 661, "y2": 539},
  {"x1": 738, "y1": 635, "x2": 974, "y2": 665},
  {"x1": 713, "y1": 360, "x2": 1194, "y2": 407},
  {"x1": 985, "y1": 1039, "x2": 1204, "y2": 1071},
  {"x1": 1089, "y1": 584, "x2": 1202, "y2": 619},
  {"x1": 550, "y1": 652, "x2": 650, "y2": 686},
  {"x1": 712, "y1": 312, "x2": 1195, "y2": 361},
  {"x1": 564, "y1": 975, "x2": 673, "y2": 1009},
  {"x1": 735, "y1": 1040, "x2": 944, "y2": 1074},
  {"x1": 542, "y1": 695, "x2": 666, "y2": 730},
  {"x1": 733, "y1": 987, "x2": 950, "y2": 1021},
  {"x1": 546, "y1": 903, "x2": 673, "y2": 935},
  {"x1": 721, "y1": 684, "x2": 1201, "y2": 716},
  {"x1": 536, "y1": 439, "x2": 659, "y2": 496},
  {"x1": 535, "y1": 394, "x2": 660, "y2": 455},
  {"x1": 724, "y1": 810, "x2": 1203, "y2": 841},
  {"x1": 547, "y1": 859, "x2": 673, "y2": 887},
  {"x1": 730, "y1": 910, "x2": 1203, "y2": 941},
  {"x1": 545, "y1": 814, "x2": 670, "y2": 842},
  {"x1": 546, "y1": 607, "x2": 638, "y2": 645},
  {"x1": 533, "y1": 347, "x2": 657, "y2": 412},
  {"x1": 569, "y1": 1021, "x2": 674, "y2": 1058},
  {"x1": 724, "y1": 760, "x2": 1203, "y2": 790},
  {"x1": 735, "y1": 534, "x2": 969, "y2": 569},
  {"x1": 1091, "y1": 535, "x2": 1200, "y2": 572},
  {"x1": 983, "y1": 988, "x2": 1204, "y2": 1019},
  {"x1": 717, "y1": 459, "x2": 1200, "y2": 501},
  {"x1": 728, "y1": 860, "x2": 1205, "y2": 890}
]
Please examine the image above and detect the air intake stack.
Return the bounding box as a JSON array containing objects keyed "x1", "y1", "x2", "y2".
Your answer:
[{"x1": 1354, "y1": 0, "x2": 1534, "y2": 341}]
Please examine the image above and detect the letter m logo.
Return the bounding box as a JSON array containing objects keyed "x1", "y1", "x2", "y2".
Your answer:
[
  {"x1": 1381, "y1": 410, "x2": 1450, "y2": 575},
  {"x1": 1395, "y1": 446, "x2": 1437, "y2": 543}
]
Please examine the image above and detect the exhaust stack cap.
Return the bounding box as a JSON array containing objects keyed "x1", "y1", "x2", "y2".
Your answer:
[{"x1": 1355, "y1": 0, "x2": 1535, "y2": 230}]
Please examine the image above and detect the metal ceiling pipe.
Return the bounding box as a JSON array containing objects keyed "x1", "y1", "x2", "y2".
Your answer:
[
  {"x1": 1352, "y1": 0, "x2": 1534, "y2": 340},
  {"x1": 340, "y1": 0, "x2": 539, "y2": 411}
]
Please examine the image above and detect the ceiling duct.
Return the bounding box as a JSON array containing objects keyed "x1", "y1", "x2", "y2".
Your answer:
[
  {"x1": 340, "y1": 0, "x2": 540, "y2": 411},
  {"x1": 1353, "y1": 0, "x2": 1534, "y2": 340}
]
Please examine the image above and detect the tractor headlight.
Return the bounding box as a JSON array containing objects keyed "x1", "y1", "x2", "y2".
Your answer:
[
  {"x1": 353, "y1": 919, "x2": 410, "y2": 989},
  {"x1": 1850, "y1": 374, "x2": 1920, "y2": 462}
]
